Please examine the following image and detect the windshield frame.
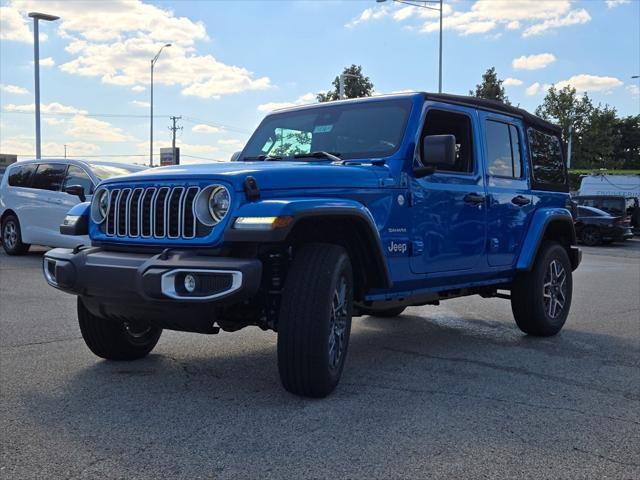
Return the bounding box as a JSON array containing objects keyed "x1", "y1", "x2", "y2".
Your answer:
[{"x1": 241, "y1": 98, "x2": 413, "y2": 161}]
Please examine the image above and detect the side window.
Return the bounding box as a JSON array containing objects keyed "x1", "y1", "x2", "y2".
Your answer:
[
  {"x1": 8, "y1": 164, "x2": 37, "y2": 187},
  {"x1": 31, "y1": 163, "x2": 67, "y2": 191},
  {"x1": 422, "y1": 109, "x2": 474, "y2": 173},
  {"x1": 62, "y1": 166, "x2": 94, "y2": 194},
  {"x1": 527, "y1": 128, "x2": 566, "y2": 186},
  {"x1": 485, "y1": 121, "x2": 522, "y2": 178}
]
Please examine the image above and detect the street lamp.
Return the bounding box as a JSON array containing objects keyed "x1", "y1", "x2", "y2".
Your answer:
[
  {"x1": 376, "y1": 0, "x2": 443, "y2": 93},
  {"x1": 149, "y1": 43, "x2": 171, "y2": 167},
  {"x1": 28, "y1": 12, "x2": 60, "y2": 160},
  {"x1": 339, "y1": 73, "x2": 359, "y2": 100}
]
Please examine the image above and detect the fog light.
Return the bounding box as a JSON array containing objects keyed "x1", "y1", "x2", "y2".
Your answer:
[{"x1": 184, "y1": 273, "x2": 197, "y2": 293}]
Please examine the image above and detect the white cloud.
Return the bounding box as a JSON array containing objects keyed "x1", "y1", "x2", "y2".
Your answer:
[
  {"x1": 217, "y1": 139, "x2": 243, "y2": 149},
  {"x1": 65, "y1": 115, "x2": 133, "y2": 142},
  {"x1": 44, "y1": 118, "x2": 65, "y2": 125},
  {"x1": 39, "y1": 57, "x2": 55, "y2": 68},
  {"x1": 257, "y1": 92, "x2": 317, "y2": 113},
  {"x1": 606, "y1": 0, "x2": 630, "y2": 8},
  {"x1": 526, "y1": 82, "x2": 542, "y2": 96},
  {"x1": 5, "y1": 0, "x2": 271, "y2": 99},
  {"x1": 349, "y1": 0, "x2": 591, "y2": 38},
  {"x1": 523, "y1": 9, "x2": 591, "y2": 37},
  {"x1": 503, "y1": 78, "x2": 523, "y2": 87},
  {"x1": 130, "y1": 100, "x2": 150, "y2": 108},
  {"x1": 553, "y1": 74, "x2": 623, "y2": 93},
  {"x1": 0, "y1": 135, "x2": 97, "y2": 157},
  {"x1": 43, "y1": 141, "x2": 100, "y2": 157},
  {"x1": 512, "y1": 53, "x2": 556, "y2": 70},
  {"x1": 0, "y1": 135, "x2": 34, "y2": 155},
  {"x1": 4, "y1": 102, "x2": 88, "y2": 114},
  {"x1": 0, "y1": 83, "x2": 29, "y2": 95},
  {"x1": 131, "y1": 85, "x2": 146, "y2": 93},
  {"x1": 192, "y1": 124, "x2": 221, "y2": 134},
  {"x1": 627, "y1": 84, "x2": 640, "y2": 97},
  {"x1": 0, "y1": 6, "x2": 46, "y2": 43}
]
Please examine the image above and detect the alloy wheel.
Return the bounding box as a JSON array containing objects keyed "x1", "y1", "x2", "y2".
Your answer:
[
  {"x1": 543, "y1": 259, "x2": 567, "y2": 319},
  {"x1": 3, "y1": 221, "x2": 17, "y2": 250},
  {"x1": 328, "y1": 275, "x2": 348, "y2": 370}
]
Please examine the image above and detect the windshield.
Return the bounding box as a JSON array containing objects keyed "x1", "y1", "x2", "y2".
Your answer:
[
  {"x1": 242, "y1": 99, "x2": 412, "y2": 160},
  {"x1": 90, "y1": 164, "x2": 145, "y2": 180}
]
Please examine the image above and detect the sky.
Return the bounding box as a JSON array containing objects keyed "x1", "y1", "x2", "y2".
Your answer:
[{"x1": 1, "y1": 0, "x2": 639, "y2": 165}]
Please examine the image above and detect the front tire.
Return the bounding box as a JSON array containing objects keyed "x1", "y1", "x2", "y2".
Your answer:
[
  {"x1": 2, "y1": 214, "x2": 30, "y2": 255},
  {"x1": 78, "y1": 298, "x2": 162, "y2": 360},
  {"x1": 511, "y1": 242, "x2": 573, "y2": 336},
  {"x1": 581, "y1": 226, "x2": 601, "y2": 246},
  {"x1": 277, "y1": 244, "x2": 353, "y2": 398}
]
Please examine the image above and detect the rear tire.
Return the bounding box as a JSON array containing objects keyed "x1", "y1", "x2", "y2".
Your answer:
[
  {"x1": 277, "y1": 244, "x2": 353, "y2": 398},
  {"x1": 360, "y1": 306, "x2": 406, "y2": 317},
  {"x1": 581, "y1": 226, "x2": 601, "y2": 246},
  {"x1": 2, "y1": 214, "x2": 30, "y2": 255},
  {"x1": 78, "y1": 297, "x2": 162, "y2": 360},
  {"x1": 511, "y1": 242, "x2": 572, "y2": 336}
]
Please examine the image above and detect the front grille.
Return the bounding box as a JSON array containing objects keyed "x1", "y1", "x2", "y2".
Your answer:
[{"x1": 104, "y1": 185, "x2": 204, "y2": 239}]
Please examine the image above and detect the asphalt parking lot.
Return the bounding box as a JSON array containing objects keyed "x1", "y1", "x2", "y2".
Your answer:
[{"x1": 1, "y1": 241, "x2": 639, "y2": 479}]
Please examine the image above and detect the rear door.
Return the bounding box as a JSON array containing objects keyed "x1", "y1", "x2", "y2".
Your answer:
[{"x1": 480, "y1": 114, "x2": 534, "y2": 267}]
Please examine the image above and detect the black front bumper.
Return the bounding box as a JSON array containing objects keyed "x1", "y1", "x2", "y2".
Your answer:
[{"x1": 43, "y1": 247, "x2": 262, "y2": 305}]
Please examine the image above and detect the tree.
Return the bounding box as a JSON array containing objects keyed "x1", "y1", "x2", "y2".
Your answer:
[
  {"x1": 613, "y1": 115, "x2": 640, "y2": 169},
  {"x1": 317, "y1": 64, "x2": 374, "y2": 102},
  {"x1": 535, "y1": 85, "x2": 594, "y2": 168},
  {"x1": 580, "y1": 105, "x2": 620, "y2": 169},
  {"x1": 470, "y1": 67, "x2": 510, "y2": 104}
]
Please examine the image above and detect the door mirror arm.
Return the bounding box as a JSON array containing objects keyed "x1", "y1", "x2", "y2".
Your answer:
[
  {"x1": 413, "y1": 165, "x2": 436, "y2": 178},
  {"x1": 64, "y1": 185, "x2": 86, "y2": 202}
]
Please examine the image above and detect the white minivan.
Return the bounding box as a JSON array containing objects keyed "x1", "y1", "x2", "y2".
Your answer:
[{"x1": 0, "y1": 159, "x2": 146, "y2": 255}]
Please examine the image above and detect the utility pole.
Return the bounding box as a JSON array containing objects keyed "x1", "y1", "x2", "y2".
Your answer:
[
  {"x1": 169, "y1": 115, "x2": 182, "y2": 164},
  {"x1": 64, "y1": 144, "x2": 67, "y2": 159}
]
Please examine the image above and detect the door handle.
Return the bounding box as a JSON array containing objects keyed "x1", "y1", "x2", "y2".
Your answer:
[
  {"x1": 464, "y1": 193, "x2": 485, "y2": 205},
  {"x1": 511, "y1": 195, "x2": 531, "y2": 206}
]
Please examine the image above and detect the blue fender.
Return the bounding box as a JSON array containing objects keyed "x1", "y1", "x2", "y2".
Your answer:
[
  {"x1": 224, "y1": 197, "x2": 392, "y2": 288},
  {"x1": 67, "y1": 201, "x2": 90, "y2": 217},
  {"x1": 516, "y1": 207, "x2": 577, "y2": 271}
]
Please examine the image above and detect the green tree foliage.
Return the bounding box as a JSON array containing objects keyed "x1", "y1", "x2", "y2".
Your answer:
[
  {"x1": 535, "y1": 85, "x2": 639, "y2": 170},
  {"x1": 317, "y1": 64, "x2": 374, "y2": 102},
  {"x1": 470, "y1": 67, "x2": 510, "y2": 104}
]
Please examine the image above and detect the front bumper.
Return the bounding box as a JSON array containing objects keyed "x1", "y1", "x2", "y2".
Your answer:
[{"x1": 43, "y1": 247, "x2": 262, "y2": 305}]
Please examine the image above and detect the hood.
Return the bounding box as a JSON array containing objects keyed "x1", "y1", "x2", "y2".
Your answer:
[{"x1": 98, "y1": 161, "x2": 387, "y2": 191}]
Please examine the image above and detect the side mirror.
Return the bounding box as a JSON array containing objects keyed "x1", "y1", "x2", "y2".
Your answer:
[
  {"x1": 230, "y1": 151, "x2": 242, "y2": 162},
  {"x1": 64, "y1": 185, "x2": 86, "y2": 202},
  {"x1": 415, "y1": 134, "x2": 456, "y2": 177}
]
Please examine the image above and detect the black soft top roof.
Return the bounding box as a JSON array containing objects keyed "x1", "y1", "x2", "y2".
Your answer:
[{"x1": 422, "y1": 93, "x2": 561, "y2": 135}]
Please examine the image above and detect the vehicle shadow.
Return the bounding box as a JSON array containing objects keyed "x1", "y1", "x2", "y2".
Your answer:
[{"x1": 19, "y1": 310, "x2": 639, "y2": 477}]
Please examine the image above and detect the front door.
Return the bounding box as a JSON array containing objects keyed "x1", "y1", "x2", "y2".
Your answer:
[
  {"x1": 410, "y1": 106, "x2": 487, "y2": 275},
  {"x1": 480, "y1": 114, "x2": 534, "y2": 267}
]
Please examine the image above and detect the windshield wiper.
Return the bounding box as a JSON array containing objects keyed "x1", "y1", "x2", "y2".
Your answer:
[
  {"x1": 293, "y1": 151, "x2": 342, "y2": 162},
  {"x1": 242, "y1": 155, "x2": 283, "y2": 161}
]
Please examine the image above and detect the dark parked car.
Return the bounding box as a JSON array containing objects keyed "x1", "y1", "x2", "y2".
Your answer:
[
  {"x1": 574, "y1": 205, "x2": 633, "y2": 246},
  {"x1": 573, "y1": 195, "x2": 639, "y2": 234}
]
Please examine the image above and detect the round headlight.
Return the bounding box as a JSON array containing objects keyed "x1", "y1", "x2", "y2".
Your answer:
[
  {"x1": 91, "y1": 188, "x2": 110, "y2": 224},
  {"x1": 208, "y1": 186, "x2": 230, "y2": 223}
]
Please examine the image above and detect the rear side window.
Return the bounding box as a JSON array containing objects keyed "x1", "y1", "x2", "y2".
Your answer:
[
  {"x1": 527, "y1": 128, "x2": 566, "y2": 187},
  {"x1": 32, "y1": 163, "x2": 67, "y2": 191},
  {"x1": 485, "y1": 121, "x2": 522, "y2": 178},
  {"x1": 62, "y1": 165, "x2": 94, "y2": 194},
  {"x1": 8, "y1": 164, "x2": 37, "y2": 187}
]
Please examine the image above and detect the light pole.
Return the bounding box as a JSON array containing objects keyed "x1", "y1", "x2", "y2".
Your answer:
[
  {"x1": 28, "y1": 12, "x2": 59, "y2": 160},
  {"x1": 150, "y1": 43, "x2": 171, "y2": 167},
  {"x1": 376, "y1": 0, "x2": 443, "y2": 93},
  {"x1": 339, "y1": 73, "x2": 358, "y2": 99}
]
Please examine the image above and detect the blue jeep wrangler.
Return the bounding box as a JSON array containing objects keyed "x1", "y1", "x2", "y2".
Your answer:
[{"x1": 43, "y1": 93, "x2": 581, "y2": 397}]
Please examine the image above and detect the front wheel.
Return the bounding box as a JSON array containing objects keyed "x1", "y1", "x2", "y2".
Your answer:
[
  {"x1": 78, "y1": 298, "x2": 162, "y2": 360},
  {"x1": 277, "y1": 244, "x2": 353, "y2": 398},
  {"x1": 581, "y1": 226, "x2": 601, "y2": 246},
  {"x1": 511, "y1": 242, "x2": 573, "y2": 336}
]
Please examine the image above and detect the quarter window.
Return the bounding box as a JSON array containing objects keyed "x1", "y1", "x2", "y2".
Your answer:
[
  {"x1": 8, "y1": 164, "x2": 37, "y2": 187},
  {"x1": 31, "y1": 163, "x2": 67, "y2": 191},
  {"x1": 527, "y1": 128, "x2": 566, "y2": 186},
  {"x1": 485, "y1": 120, "x2": 522, "y2": 178},
  {"x1": 62, "y1": 166, "x2": 94, "y2": 194}
]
